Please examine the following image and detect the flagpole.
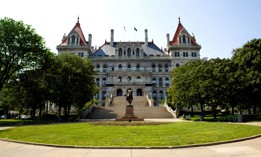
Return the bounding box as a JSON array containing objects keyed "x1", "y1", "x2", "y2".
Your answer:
[
  {"x1": 134, "y1": 28, "x2": 135, "y2": 41},
  {"x1": 134, "y1": 27, "x2": 137, "y2": 42},
  {"x1": 123, "y1": 26, "x2": 125, "y2": 42}
]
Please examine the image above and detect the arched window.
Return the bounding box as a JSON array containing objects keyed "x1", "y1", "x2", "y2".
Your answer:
[
  {"x1": 136, "y1": 64, "x2": 140, "y2": 71},
  {"x1": 165, "y1": 64, "x2": 168, "y2": 72},
  {"x1": 117, "y1": 89, "x2": 123, "y2": 96},
  {"x1": 118, "y1": 76, "x2": 122, "y2": 82},
  {"x1": 182, "y1": 35, "x2": 186, "y2": 43},
  {"x1": 76, "y1": 37, "x2": 79, "y2": 45},
  {"x1": 176, "y1": 63, "x2": 180, "y2": 67},
  {"x1": 127, "y1": 48, "x2": 131, "y2": 57},
  {"x1": 102, "y1": 91, "x2": 106, "y2": 100},
  {"x1": 127, "y1": 64, "x2": 131, "y2": 70},
  {"x1": 159, "y1": 91, "x2": 163, "y2": 99},
  {"x1": 102, "y1": 78, "x2": 106, "y2": 87},
  {"x1": 152, "y1": 78, "x2": 157, "y2": 87},
  {"x1": 165, "y1": 78, "x2": 169, "y2": 87},
  {"x1": 119, "y1": 48, "x2": 122, "y2": 57},
  {"x1": 136, "y1": 48, "x2": 140, "y2": 57},
  {"x1": 119, "y1": 64, "x2": 122, "y2": 70},
  {"x1": 96, "y1": 64, "x2": 100, "y2": 71},
  {"x1": 152, "y1": 64, "x2": 156, "y2": 72},
  {"x1": 158, "y1": 64, "x2": 162, "y2": 72},
  {"x1": 96, "y1": 78, "x2": 100, "y2": 87},
  {"x1": 153, "y1": 91, "x2": 157, "y2": 99},
  {"x1": 136, "y1": 89, "x2": 142, "y2": 96},
  {"x1": 127, "y1": 76, "x2": 132, "y2": 82},
  {"x1": 159, "y1": 77, "x2": 163, "y2": 87},
  {"x1": 137, "y1": 76, "x2": 141, "y2": 82},
  {"x1": 103, "y1": 64, "x2": 107, "y2": 72},
  {"x1": 71, "y1": 35, "x2": 75, "y2": 45}
]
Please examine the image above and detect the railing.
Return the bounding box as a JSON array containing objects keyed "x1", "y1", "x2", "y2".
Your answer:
[
  {"x1": 163, "y1": 98, "x2": 176, "y2": 118},
  {"x1": 108, "y1": 94, "x2": 113, "y2": 106},
  {"x1": 81, "y1": 104, "x2": 94, "y2": 119}
]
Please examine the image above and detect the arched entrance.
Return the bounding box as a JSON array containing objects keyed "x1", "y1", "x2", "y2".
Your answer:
[
  {"x1": 136, "y1": 88, "x2": 143, "y2": 96},
  {"x1": 117, "y1": 89, "x2": 123, "y2": 96}
]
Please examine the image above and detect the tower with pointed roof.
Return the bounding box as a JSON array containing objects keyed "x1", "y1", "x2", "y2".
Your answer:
[
  {"x1": 167, "y1": 17, "x2": 201, "y2": 70},
  {"x1": 56, "y1": 17, "x2": 93, "y2": 57}
]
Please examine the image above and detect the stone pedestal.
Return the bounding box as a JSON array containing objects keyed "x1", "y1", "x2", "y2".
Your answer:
[{"x1": 116, "y1": 105, "x2": 144, "y2": 121}]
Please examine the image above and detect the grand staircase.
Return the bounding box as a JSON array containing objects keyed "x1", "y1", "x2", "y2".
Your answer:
[{"x1": 86, "y1": 96, "x2": 174, "y2": 119}]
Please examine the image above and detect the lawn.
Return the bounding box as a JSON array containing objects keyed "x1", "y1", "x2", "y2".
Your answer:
[{"x1": 0, "y1": 122, "x2": 260, "y2": 147}]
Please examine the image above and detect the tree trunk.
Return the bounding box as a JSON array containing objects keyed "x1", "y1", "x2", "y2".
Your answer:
[
  {"x1": 248, "y1": 108, "x2": 251, "y2": 115},
  {"x1": 253, "y1": 104, "x2": 257, "y2": 114},
  {"x1": 67, "y1": 105, "x2": 71, "y2": 121},
  {"x1": 200, "y1": 103, "x2": 204, "y2": 121},
  {"x1": 58, "y1": 105, "x2": 62, "y2": 116},
  {"x1": 212, "y1": 104, "x2": 217, "y2": 120},
  {"x1": 190, "y1": 104, "x2": 194, "y2": 117},
  {"x1": 231, "y1": 105, "x2": 234, "y2": 116},
  {"x1": 5, "y1": 106, "x2": 9, "y2": 118}
]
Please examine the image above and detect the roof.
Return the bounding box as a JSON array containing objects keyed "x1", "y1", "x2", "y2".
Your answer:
[
  {"x1": 58, "y1": 17, "x2": 88, "y2": 46},
  {"x1": 91, "y1": 41, "x2": 166, "y2": 57},
  {"x1": 171, "y1": 18, "x2": 199, "y2": 46}
]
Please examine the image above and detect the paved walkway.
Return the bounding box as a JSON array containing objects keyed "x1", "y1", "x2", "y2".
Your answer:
[{"x1": 0, "y1": 120, "x2": 260, "y2": 157}]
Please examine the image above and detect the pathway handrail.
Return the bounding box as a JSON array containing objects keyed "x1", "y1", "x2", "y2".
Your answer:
[{"x1": 163, "y1": 98, "x2": 176, "y2": 118}]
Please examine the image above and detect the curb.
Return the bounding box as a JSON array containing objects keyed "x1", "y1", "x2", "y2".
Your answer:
[{"x1": 1, "y1": 134, "x2": 261, "y2": 149}]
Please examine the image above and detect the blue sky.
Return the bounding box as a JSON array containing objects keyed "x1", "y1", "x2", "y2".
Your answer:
[{"x1": 1, "y1": 0, "x2": 260, "y2": 59}]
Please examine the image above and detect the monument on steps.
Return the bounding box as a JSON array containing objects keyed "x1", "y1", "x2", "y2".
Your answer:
[{"x1": 116, "y1": 89, "x2": 144, "y2": 121}]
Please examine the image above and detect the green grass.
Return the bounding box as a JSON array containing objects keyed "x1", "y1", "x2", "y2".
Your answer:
[{"x1": 0, "y1": 122, "x2": 260, "y2": 147}]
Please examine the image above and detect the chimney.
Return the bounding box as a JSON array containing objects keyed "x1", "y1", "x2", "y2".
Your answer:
[
  {"x1": 145, "y1": 29, "x2": 148, "y2": 46},
  {"x1": 110, "y1": 29, "x2": 114, "y2": 46},
  {"x1": 166, "y1": 33, "x2": 170, "y2": 46},
  {"x1": 88, "y1": 34, "x2": 92, "y2": 48}
]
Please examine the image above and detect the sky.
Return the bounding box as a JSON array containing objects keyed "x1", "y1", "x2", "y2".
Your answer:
[{"x1": 1, "y1": 0, "x2": 260, "y2": 59}]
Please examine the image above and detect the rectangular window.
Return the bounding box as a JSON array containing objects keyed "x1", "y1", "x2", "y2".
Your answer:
[
  {"x1": 174, "y1": 52, "x2": 180, "y2": 57},
  {"x1": 78, "y1": 52, "x2": 84, "y2": 57},
  {"x1": 183, "y1": 52, "x2": 188, "y2": 57}
]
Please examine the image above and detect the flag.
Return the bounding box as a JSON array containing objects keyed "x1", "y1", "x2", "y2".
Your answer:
[
  {"x1": 124, "y1": 26, "x2": 127, "y2": 31},
  {"x1": 134, "y1": 27, "x2": 137, "y2": 31}
]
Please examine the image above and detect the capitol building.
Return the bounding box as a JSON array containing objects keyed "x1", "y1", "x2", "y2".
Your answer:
[{"x1": 57, "y1": 18, "x2": 201, "y2": 106}]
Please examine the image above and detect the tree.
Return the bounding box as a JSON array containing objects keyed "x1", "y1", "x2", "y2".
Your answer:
[
  {"x1": 168, "y1": 60, "x2": 204, "y2": 116},
  {"x1": 46, "y1": 53, "x2": 98, "y2": 120},
  {"x1": 232, "y1": 39, "x2": 261, "y2": 114},
  {"x1": 0, "y1": 17, "x2": 49, "y2": 91}
]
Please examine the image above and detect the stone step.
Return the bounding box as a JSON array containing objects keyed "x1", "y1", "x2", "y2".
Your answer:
[
  {"x1": 86, "y1": 106, "x2": 173, "y2": 119},
  {"x1": 86, "y1": 96, "x2": 173, "y2": 119}
]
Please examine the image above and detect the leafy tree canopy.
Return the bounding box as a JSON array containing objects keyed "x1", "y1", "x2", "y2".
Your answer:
[{"x1": 0, "y1": 17, "x2": 50, "y2": 90}]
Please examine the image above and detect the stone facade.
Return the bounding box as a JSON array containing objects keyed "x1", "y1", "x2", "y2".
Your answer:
[{"x1": 57, "y1": 18, "x2": 201, "y2": 106}]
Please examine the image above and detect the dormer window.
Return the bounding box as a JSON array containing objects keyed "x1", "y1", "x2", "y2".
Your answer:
[
  {"x1": 179, "y1": 34, "x2": 190, "y2": 45},
  {"x1": 72, "y1": 35, "x2": 75, "y2": 45},
  {"x1": 68, "y1": 34, "x2": 80, "y2": 46},
  {"x1": 182, "y1": 35, "x2": 186, "y2": 43}
]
